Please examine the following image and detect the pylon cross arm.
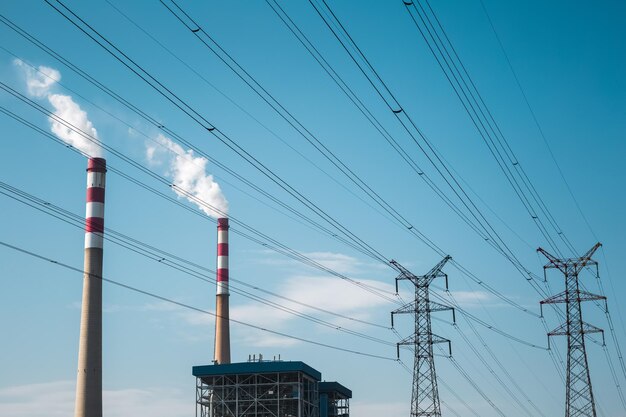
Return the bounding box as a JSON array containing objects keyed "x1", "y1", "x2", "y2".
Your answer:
[
  {"x1": 548, "y1": 321, "x2": 604, "y2": 337},
  {"x1": 429, "y1": 301, "x2": 453, "y2": 313},
  {"x1": 577, "y1": 290, "x2": 606, "y2": 303},
  {"x1": 541, "y1": 291, "x2": 567, "y2": 305}
]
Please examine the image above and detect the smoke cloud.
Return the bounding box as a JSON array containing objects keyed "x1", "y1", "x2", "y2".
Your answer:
[
  {"x1": 147, "y1": 134, "x2": 229, "y2": 219},
  {"x1": 13, "y1": 59, "x2": 103, "y2": 157},
  {"x1": 13, "y1": 59, "x2": 60, "y2": 97}
]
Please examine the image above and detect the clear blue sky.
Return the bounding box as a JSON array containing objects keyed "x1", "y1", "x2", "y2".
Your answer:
[{"x1": 0, "y1": 1, "x2": 624, "y2": 416}]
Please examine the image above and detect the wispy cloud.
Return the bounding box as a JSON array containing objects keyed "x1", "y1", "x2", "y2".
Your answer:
[
  {"x1": 351, "y1": 401, "x2": 407, "y2": 417},
  {"x1": 146, "y1": 134, "x2": 228, "y2": 219},
  {"x1": 0, "y1": 380, "x2": 189, "y2": 417},
  {"x1": 442, "y1": 290, "x2": 517, "y2": 309},
  {"x1": 257, "y1": 250, "x2": 392, "y2": 277},
  {"x1": 13, "y1": 59, "x2": 60, "y2": 97},
  {"x1": 13, "y1": 59, "x2": 103, "y2": 157}
]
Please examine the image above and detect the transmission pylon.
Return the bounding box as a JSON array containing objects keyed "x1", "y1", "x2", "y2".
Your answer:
[
  {"x1": 539, "y1": 243, "x2": 607, "y2": 417},
  {"x1": 391, "y1": 256, "x2": 454, "y2": 417}
]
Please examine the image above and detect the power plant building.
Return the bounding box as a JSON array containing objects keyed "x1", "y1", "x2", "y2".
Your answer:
[{"x1": 193, "y1": 360, "x2": 351, "y2": 417}]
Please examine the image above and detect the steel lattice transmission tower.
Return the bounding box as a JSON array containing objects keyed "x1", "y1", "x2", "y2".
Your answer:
[
  {"x1": 391, "y1": 256, "x2": 454, "y2": 417},
  {"x1": 539, "y1": 243, "x2": 607, "y2": 417}
]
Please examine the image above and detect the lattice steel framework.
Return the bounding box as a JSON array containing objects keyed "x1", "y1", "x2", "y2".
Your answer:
[
  {"x1": 539, "y1": 243, "x2": 606, "y2": 417},
  {"x1": 391, "y1": 256, "x2": 454, "y2": 417},
  {"x1": 196, "y1": 369, "x2": 318, "y2": 417}
]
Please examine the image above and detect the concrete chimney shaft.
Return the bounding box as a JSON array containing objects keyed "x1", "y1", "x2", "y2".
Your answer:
[
  {"x1": 214, "y1": 217, "x2": 231, "y2": 364},
  {"x1": 75, "y1": 157, "x2": 106, "y2": 417}
]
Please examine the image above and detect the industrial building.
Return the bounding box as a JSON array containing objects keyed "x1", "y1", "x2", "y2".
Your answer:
[
  {"x1": 194, "y1": 216, "x2": 352, "y2": 417},
  {"x1": 193, "y1": 359, "x2": 351, "y2": 417}
]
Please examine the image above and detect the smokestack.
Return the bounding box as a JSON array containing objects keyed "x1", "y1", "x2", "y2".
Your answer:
[
  {"x1": 214, "y1": 217, "x2": 231, "y2": 364},
  {"x1": 75, "y1": 157, "x2": 106, "y2": 417}
]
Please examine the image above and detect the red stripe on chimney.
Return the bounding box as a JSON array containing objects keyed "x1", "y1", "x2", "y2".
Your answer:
[
  {"x1": 217, "y1": 268, "x2": 229, "y2": 282},
  {"x1": 85, "y1": 217, "x2": 104, "y2": 233},
  {"x1": 86, "y1": 187, "x2": 105, "y2": 203}
]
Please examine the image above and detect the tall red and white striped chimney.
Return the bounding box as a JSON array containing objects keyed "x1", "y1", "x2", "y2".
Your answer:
[
  {"x1": 75, "y1": 157, "x2": 106, "y2": 417},
  {"x1": 214, "y1": 217, "x2": 231, "y2": 364}
]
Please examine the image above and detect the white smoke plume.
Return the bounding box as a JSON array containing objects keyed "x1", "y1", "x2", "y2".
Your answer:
[
  {"x1": 147, "y1": 134, "x2": 229, "y2": 218},
  {"x1": 13, "y1": 59, "x2": 103, "y2": 157},
  {"x1": 13, "y1": 59, "x2": 60, "y2": 97}
]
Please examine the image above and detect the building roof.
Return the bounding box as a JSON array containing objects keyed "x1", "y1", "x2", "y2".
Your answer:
[
  {"x1": 319, "y1": 381, "x2": 352, "y2": 399},
  {"x1": 193, "y1": 361, "x2": 322, "y2": 381}
]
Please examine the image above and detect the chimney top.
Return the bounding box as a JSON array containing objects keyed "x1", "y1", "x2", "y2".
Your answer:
[{"x1": 87, "y1": 157, "x2": 107, "y2": 173}]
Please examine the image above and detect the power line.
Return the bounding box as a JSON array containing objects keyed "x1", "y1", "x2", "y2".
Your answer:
[
  {"x1": 0, "y1": 78, "x2": 543, "y2": 350},
  {"x1": 407, "y1": 0, "x2": 626, "y2": 403},
  {"x1": 0, "y1": 93, "x2": 398, "y2": 305},
  {"x1": 40, "y1": 0, "x2": 392, "y2": 266},
  {"x1": 2, "y1": 6, "x2": 541, "y2": 317},
  {"x1": 0, "y1": 239, "x2": 397, "y2": 361}
]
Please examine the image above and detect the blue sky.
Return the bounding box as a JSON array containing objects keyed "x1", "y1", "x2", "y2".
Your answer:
[{"x1": 0, "y1": 1, "x2": 624, "y2": 416}]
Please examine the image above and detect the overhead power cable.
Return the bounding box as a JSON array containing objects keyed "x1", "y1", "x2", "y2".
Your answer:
[
  {"x1": 100, "y1": 0, "x2": 401, "y2": 231},
  {"x1": 40, "y1": 0, "x2": 392, "y2": 266},
  {"x1": 403, "y1": 0, "x2": 565, "y2": 256},
  {"x1": 4, "y1": 6, "x2": 541, "y2": 317},
  {"x1": 0, "y1": 240, "x2": 397, "y2": 361},
  {"x1": 0, "y1": 180, "x2": 408, "y2": 353},
  {"x1": 155, "y1": 0, "x2": 543, "y2": 318},
  {"x1": 1, "y1": 98, "x2": 545, "y2": 351},
  {"x1": 0, "y1": 93, "x2": 398, "y2": 305},
  {"x1": 303, "y1": 0, "x2": 558, "y2": 306},
  {"x1": 406, "y1": 0, "x2": 626, "y2": 399}
]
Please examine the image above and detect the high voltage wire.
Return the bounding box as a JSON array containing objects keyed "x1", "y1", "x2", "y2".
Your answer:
[
  {"x1": 267, "y1": 6, "x2": 572, "y2": 398},
  {"x1": 304, "y1": 0, "x2": 574, "y2": 400},
  {"x1": 302, "y1": 0, "x2": 571, "y2": 386},
  {"x1": 39, "y1": 0, "x2": 393, "y2": 267},
  {"x1": 98, "y1": 0, "x2": 402, "y2": 233},
  {"x1": 476, "y1": 0, "x2": 598, "y2": 244},
  {"x1": 0, "y1": 240, "x2": 397, "y2": 362},
  {"x1": 157, "y1": 0, "x2": 428, "y2": 261},
  {"x1": 0, "y1": 92, "x2": 399, "y2": 305},
  {"x1": 437, "y1": 345, "x2": 507, "y2": 417},
  {"x1": 0, "y1": 8, "x2": 541, "y2": 317},
  {"x1": 0, "y1": 181, "x2": 408, "y2": 351},
  {"x1": 2, "y1": 1, "x2": 620, "y2": 412},
  {"x1": 0, "y1": 26, "x2": 389, "y2": 265},
  {"x1": 0, "y1": 92, "x2": 398, "y2": 305},
  {"x1": 268, "y1": 0, "x2": 544, "y2": 287},
  {"x1": 302, "y1": 0, "x2": 561, "y2": 305},
  {"x1": 0, "y1": 91, "x2": 544, "y2": 358},
  {"x1": 0, "y1": 80, "x2": 546, "y2": 350},
  {"x1": 405, "y1": 0, "x2": 626, "y2": 403},
  {"x1": 305, "y1": 0, "x2": 543, "y2": 283},
  {"x1": 9, "y1": 0, "x2": 568, "y2": 380},
  {"x1": 403, "y1": 0, "x2": 566, "y2": 257},
  {"x1": 1, "y1": 4, "x2": 555, "y2": 364},
  {"x1": 0, "y1": 48, "x2": 399, "y2": 262},
  {"x1": 153, "y1": 0, "x2": 544, "y2": 317},
  {"x1": 400, "y1": 0, "x2": 573, "y2": 387},
  {"x1": 13, "y1": 1, "x2": 608, "y2": 406}
]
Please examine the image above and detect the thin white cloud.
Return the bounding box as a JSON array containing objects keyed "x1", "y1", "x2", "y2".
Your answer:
[
  {"x1": 257, "y1": 250, "x2": 392, "y2": 277},
  {"x1": 0, "y1": 380, "x2": 189, "y2": 417},
  {"x1": 146, "y1": 134, "x2": 228, "y2": 219},
  {"x1": 446, "y1": 290, "x2": 494, "y2": 308},
  {"x1": 351, "y1": 401, "x2": 407, "y2": 417}
]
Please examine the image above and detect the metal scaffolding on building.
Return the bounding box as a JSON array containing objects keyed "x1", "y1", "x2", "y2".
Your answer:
[{"x1": 194, "y1": 361, "x2": 321, "y2": 417}]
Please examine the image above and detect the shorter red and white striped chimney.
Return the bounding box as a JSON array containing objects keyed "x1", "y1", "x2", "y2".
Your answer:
[
  {"x1": 214, "y1": 217, "x2": 231, "y2": 364},
  {"x1": 75, "y1": 157, "x2": 106, "y2": 417}
]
